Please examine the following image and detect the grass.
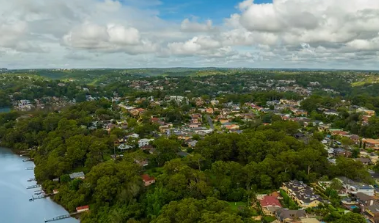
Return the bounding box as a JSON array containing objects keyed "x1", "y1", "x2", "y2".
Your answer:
[
  {"x1": 352, "y1": 76, "x2": 379, "y2": 87},
  {"x1": 262, "y1": 216, "x2": 277, "y2": 223},
  {"x1": 228, "y1": 201, "x2": 248, "y2": 211}
]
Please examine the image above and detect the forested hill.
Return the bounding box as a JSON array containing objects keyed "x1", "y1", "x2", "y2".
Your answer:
[{"x1": 0, "y1": 99, "x2": 371, "y2": 223}]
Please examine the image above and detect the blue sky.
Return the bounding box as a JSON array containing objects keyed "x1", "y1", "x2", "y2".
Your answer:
[{"x1": 1, "y1": 0, "x2": 379, "y2": 69}]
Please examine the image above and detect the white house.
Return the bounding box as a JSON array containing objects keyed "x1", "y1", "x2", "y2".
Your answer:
[{"x1": 138, "y1": 139, "x2": 154, "y2": 148}]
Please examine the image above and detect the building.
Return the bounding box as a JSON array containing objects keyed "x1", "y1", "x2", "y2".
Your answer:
[
  {"x1": 365, "y1": 204, "x2": 379, "y2": 223},
  {"x1": 134, "y1": 159, "x2": 149, "y2": 167},
  {"x1": 69, "y1": 172, "x2": 85, "y2": 180},
  {"x1": 76, "y1": 205, "x2": 89, "y2": 213},
  {"x1": 275, "y1": 208, "x2": 307, "y2": 223},
  {"x1": 363, "y1": 139, "x2": 379, "y2": 150},
  {"x1": 356, "y1": 192, "x2": 376, "y2": 207},
  {"x1": 259, "y1": 195, "x2": 282, "y2": 216},
  {"x1": 142, "y1": 174, "x2": 155, "y2": 186},
  {"x1": 281, "y1": 180, "x2": 322, "y2": 208},
  {"x1": 138, "y1": 139, "x2": 154, "y2": 148},
  {"x1": 336, "y1": 177, "x2": 375, "y2": 196}
]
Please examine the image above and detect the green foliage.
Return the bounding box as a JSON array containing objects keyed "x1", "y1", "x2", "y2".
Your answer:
[{"x1": 152, "y1": 197, "x2": 245, "y2": 223}]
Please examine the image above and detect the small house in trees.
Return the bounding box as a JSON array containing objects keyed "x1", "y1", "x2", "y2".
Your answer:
[
  {"x1": 69, "y1": 172, "x2": 85, "y2": 180},
  {"x1": 76, "y1": 205, "x2": 90, "y2": 213},
  {"x1": 142, "y1": 174, "x2": 155, "y2": 186}
]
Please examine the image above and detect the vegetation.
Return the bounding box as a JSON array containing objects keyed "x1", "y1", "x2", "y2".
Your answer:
[{"x1": 0, "y1": 69, "x2": 378, "y2": 222}]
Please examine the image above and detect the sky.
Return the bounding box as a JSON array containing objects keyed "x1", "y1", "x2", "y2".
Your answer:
[{"x1": 1, "y1": 0, "x2": 379, "y2": 69}]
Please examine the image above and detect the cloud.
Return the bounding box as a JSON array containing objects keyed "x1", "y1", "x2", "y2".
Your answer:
[
  {"x1": 1, "y1": 0, "x2": 379, "y2": 69},
  {"x1": 181, "y1": 19, "x2": 215, "y2": 32}
]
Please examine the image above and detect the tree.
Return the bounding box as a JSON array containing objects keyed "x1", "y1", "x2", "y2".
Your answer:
[{"x1": 335, "y1": 212, "x2": 366, "y2": 223}]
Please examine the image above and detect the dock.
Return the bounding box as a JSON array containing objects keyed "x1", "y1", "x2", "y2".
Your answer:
[
  {"x1": 29, "y1": 193, "x2": 54, "y2": 201},
  {"x1": 27, "y1": 178, "x2": 36, "y2": 182},
  {"x1": 44, "y1": 212, "x2": 78, "y2": 222},
  {"x1": 25, "y1": 167, "x2": 34, "y2": 170},
  {"x1": 26, "y1": 184, "x2": 41, "y2": 189},
  {"x1": 23, "y1": 158, "x2": 33, "y2": 162},
  {"x1": 44, "y1": 214, "x2": 71, "y2": 222}
]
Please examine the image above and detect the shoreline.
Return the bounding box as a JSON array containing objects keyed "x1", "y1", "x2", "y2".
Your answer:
[{"x1": 0, "y1": 147, "x2": 80, "y2": 222}]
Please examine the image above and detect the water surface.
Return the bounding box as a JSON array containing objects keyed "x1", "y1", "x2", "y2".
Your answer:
[{"x1": 0, "y1": 147, "x2": 79, "y2": 223}]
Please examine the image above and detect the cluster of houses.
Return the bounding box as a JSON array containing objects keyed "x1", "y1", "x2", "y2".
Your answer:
[{"x1": 257, "y1": 180, "x2": 322, "y2": 223}]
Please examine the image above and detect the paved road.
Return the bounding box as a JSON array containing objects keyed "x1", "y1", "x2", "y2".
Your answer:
[{"x1": 205, "y1": 115, "x2": 214, "y2": 129}]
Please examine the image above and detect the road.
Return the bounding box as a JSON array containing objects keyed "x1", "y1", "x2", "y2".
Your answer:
[{"x1": 205, "y1": 115, "x2": 214, "y2": 129}]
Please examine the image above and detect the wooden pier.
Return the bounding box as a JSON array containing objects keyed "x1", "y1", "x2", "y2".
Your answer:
[
  {"x1": 29, "y1": 193, "x2": 54, "y2": 201},
  {"x1": 44, "y1": 214, "x2": 71, "y2": 222},
  {"x1": 26, "y1": 184, "x2": 41, "y2": 189}
]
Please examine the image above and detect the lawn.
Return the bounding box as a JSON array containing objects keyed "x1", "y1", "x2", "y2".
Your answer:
[{"x1": 228, "y1": 201, "x2": 247, "y2": 211}]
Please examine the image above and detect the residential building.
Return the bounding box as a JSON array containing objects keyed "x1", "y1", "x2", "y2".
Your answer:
[
  {"x1": 142, "y1": 174, "x2": 155, "y2": 186},
  {"x1": 259, "y1": 195, "x2": 282, "y2": 216},
  {"x1": 138, "y1": 139, "x2": 154, "y2": 148},
  {"x1": 365, "y1": 204, "x2": 379, "y2": 223},
  {"x1": 69, "y1": 172, "x2": 85, "y2": 180},
  {"x1": 363, "y1": 139, "x2": 379, "y2": 150},
  {"x1": 337, "y1": 177, "x2": 375, "y2": 196},
  {"x1": 281, "y1": 180, "x2": 322, "y2": 208},
  {"x1": 275, "y1": 208, "x2": 307, "y2": 223},
  {"x1": 356, "y1": 192, "x2": 375, "y2": 207},
  {"x1": 76, "y1": 205, "x2": 90, "y2": 213}
]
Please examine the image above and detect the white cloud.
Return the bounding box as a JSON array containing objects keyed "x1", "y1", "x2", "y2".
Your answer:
[
  {"x1": 1, "y1": 0, "x2": 379, "y2": 69},
  {"x1": 181, "y1": 19, "x2": 215, "y2": 32}
]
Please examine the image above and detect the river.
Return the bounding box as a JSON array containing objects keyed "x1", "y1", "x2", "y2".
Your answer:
[{"x1": 0, "y1": 147, "x2": 79, "y2": 223}]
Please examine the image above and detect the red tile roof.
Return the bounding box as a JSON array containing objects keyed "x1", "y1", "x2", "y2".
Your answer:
[
  {"x1": 76, "y1": 205, "x2": 89, "y2": 211},
  {"x1": 259, "y1": 196, "x2": 282, "y2": 207},
  {"x1": 142, "y1": 174, "x2": 155, "y2": 182}
]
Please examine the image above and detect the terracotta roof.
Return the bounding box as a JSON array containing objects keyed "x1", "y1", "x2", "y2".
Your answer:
[
  {"x1": 76, "y1": 205, "x2": 89, "y2": 211},
  {"x1": 142, "y1": 174, "x2": 155, "y2": 182},
  {"x1": 260, "y1": 196, "x2": 282, "y2": 207}
]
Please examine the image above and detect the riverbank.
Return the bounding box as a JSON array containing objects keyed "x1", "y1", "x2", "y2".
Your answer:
[{"x1": 0, "y1": 147, "x2": 79, "y2": 223}]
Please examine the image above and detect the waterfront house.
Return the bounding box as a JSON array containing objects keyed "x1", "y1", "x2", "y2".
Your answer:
[{"x1": 76, "y1": 205, "x2": 89, "y2": 213}]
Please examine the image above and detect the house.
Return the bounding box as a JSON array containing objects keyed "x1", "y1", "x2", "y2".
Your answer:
[
  {"x1": 187, "y1": 140, "x2": 198, "y2": 148},
  {"x1": 259, "y1": 195, "x2": 282, "y2": 215},
  {"x1": 141, "y1": 145, "x2": 155, "y2": 154},
  {"x1": 127, "y1": 133, "x2": 140, "y2": 139},
  {"x1": 357, "y1": 108, "x2": 376, "y2": 116},
  {"x1": 118, "y1": 144, "x2": 133, "y2": 150},
  {"x1": 53, "y1": 189, "x2": 59, "y2": 194},
  {"x1": 355, "y1": 157, "x2": 372, "y2": 165},
  {"x1": 206, "y1": 108, "x2": 214, "y2": 114},
  {"x1": 138, "y1": 139, "x2": 154, "y2": 148},
  {"x1": 225, "y1": 124, "x2": 240, "y2": 130},
  {"x1": 337, "y1": 177, "x2": 375, "y2": 196},
  {"x1": 301, "y1": 219, "x2": 320, "y2": 223},
  {"x1": 281, "y1": 181, "x2": 322, "y2": 208},
  {"x1": 76, "y1": 205, "x2": 89, "y2": 213},
  {"x1": 69, "y1": 172, "x2": 85, "y2": 180},
  {"x1": 356, "y1": 192, "x2": 376, "y2": 207},
  {"x1": 363, "y1": 139, "x2": 379, "y2": 150},
  {"x1": 142, "y1": 174, "x2": 155, "y2": 186},
  {"x1": 134, "y1": 159, "x2": 149, "y2": 167},
  {"x1": 365, "y1": 204, "x2": 379, "y2": 223},
  {"x1": 275, "y1": 208, "x2": 307, "y2": 223}
]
